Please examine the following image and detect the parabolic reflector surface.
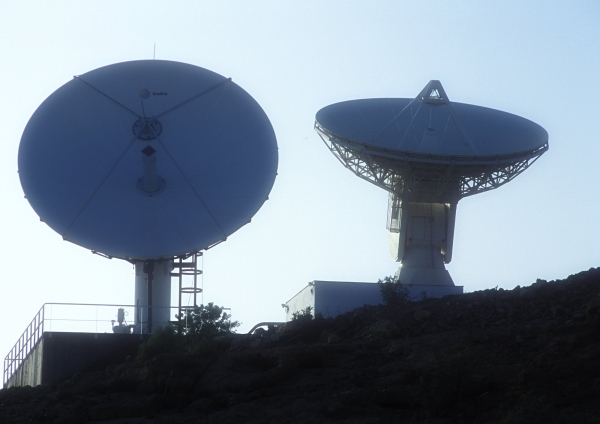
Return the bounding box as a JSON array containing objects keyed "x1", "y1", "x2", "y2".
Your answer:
[
  {"x1": 19, "y1": 60, "x2": 278, "y2": 260},
  {"x1": 316, "y1": 97, "x2": 548, "y2": 163}
]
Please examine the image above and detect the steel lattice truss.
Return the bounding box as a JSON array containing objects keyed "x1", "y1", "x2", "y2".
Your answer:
[{"x1": 316, "y1": 124, "x2": 547, "y2": 201}]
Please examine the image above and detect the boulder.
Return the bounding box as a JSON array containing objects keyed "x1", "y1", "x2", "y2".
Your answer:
[{"x1": 413, "y1": 309, "x2": 432, "y2": 321}]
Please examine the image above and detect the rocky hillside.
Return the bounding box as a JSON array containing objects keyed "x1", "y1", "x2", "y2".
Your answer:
[{"x1": 2, "y1": 268, "x2": 600, "y2": 423}]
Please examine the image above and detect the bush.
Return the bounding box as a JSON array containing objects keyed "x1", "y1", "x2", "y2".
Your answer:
[
  {"x1": 177, "y1": 302, "x2": 240, "y2": 338},
  {"x1": 137, "y1": 325, "x2": 184, "y2": 361},
  {"x1": 292, "y1": 306, "x2": 313, "y2": 322},
  {"x1": 378, "y1": 275, "x2": 410, "y2": 307},
  {"x1": 137, "y1": 303, "x2": 239, "y2": 362}
]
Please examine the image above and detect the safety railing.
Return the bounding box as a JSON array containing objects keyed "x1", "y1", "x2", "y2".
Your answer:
[
  {"x1": 3, "y1": 305, "x2": 45, "y2": 388},
  {"x1": 3, "y1": 303, "x2": 195, "y2": 387}
]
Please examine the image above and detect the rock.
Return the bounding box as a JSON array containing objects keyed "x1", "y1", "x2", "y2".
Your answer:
[
  {"x1": 388, "y1": 343, "x2": 404, "y2": 355},
  {"x1": 214, "y1": 333, "x2": 244, "y2": 348},
  {"x1": 437, "y1": 320, "x2": 451, "y2": 330},
  {"x1": 369, "y1": 319, "x2": 398, "y2": 339},
  {"x1": 327, "y1": 334, "x2": 342, "y2": 344},
  {"x1": 230, "y1": 335, "x2": 252, "y2": 347},
  {"x1": 413, "y1": 309, "x2": 432, "y2": 321},
  {"x1": 88, "y1": 403, "x2": 117, "y2": 421},
  {"x1": 136, "y1": 378, "x2": 157, "y2": 395},
  {"x1": 585, "y1": 297, "x2": 600, "y2": 321},
  {"x1": 167, "y1": 376, "x2": 194, "y2": 395},
  {"x1": 520, "y1": 286, "x2": 539, "y2": 300},
  {"x1": 252, "y1": 327, "x2": 266, "y2": 338},
  {"x1": 4, "y1": 267, "x2": 600, "y2": 423},
  {"x1": 188, "y1": 393, "x2": 228, "y2": 412},
  {"x1": 188, "y1": 397, "x2": 213, "y2": 412},
  {"x1": 116, "y1": 400, "x2": 146, "y2": 418},
  {"x1": 249, "y1": 338, "x2": 265, "y2": 348}
]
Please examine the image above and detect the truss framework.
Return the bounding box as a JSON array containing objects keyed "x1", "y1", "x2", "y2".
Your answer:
[{"x1": 316, "y1": 123, "x2": 548, "y2": 202}]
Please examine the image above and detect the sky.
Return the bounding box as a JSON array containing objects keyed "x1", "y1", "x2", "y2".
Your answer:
[{"x1": 1, "y1": 1, "x2": 599, "y2": 361}]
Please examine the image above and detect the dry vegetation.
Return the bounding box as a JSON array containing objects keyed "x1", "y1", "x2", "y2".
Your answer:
[{"x1": 2, "y1": 268, "x2": 600, "y2": 423}]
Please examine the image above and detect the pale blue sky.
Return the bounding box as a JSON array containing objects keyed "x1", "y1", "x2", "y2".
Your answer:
[{"x1": 1, "y1": 1, "x2": 599, "y2": 359}]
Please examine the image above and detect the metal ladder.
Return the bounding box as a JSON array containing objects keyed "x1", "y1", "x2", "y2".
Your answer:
[{"x1": 171, "y1": 253, "x2": 203, "y2": 320}]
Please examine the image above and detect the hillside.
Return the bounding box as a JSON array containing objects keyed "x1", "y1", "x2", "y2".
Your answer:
[{"x1": 2, "y1": 268, "x2": 600, "y2": 423}]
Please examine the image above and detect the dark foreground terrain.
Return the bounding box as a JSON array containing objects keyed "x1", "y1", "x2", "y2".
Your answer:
[{"x1": 2, "y1": 268, "x2": 600, "y2": 423}]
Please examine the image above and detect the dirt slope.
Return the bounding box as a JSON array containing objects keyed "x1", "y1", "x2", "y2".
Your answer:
[{"x1": 2, "y1": 268, "x2": 600, "y2": 423}]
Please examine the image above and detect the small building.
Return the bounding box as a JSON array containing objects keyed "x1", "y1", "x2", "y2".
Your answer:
[
  {"x1": 5, "y1": 332, "x2": 149, "y2": 388},
  {"x1": 282, "y1": 281, "x2": 463, "y2": 321}
]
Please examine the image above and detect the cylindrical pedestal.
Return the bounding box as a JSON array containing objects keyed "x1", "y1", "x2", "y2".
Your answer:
[
  {"x1": 397, "y1": 246, "x2": 454, "y2": 286},
  {"x1": 134, "y1": 260, "x2": 172, "y2": 333},
  {"x1": 389, "y1": 200, "x2": 457, "y2": 286}
]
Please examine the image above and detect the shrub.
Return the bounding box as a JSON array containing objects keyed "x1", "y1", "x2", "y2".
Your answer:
[
  {"x1": 378, "y1": 275, "x2": 410, "y2": 307},
  {"x1": 177, "y1": 302, "x2": 240, "y2": 338},
  {"x1": 137, "y1": 325, "x2": 184, "y2": 361},
  {"x1": 137, "y1": 303, "x2": 239, "y2": 362},
  {"x1": 292, "y1": 306, "x2": 313, "y2": 322}
]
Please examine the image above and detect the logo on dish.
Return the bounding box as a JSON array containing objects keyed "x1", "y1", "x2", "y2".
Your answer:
[{"x1": 153, "y1": 92, "x2": 168, "y2": 96}]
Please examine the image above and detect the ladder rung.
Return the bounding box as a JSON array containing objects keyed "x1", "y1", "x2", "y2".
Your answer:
[
  {"x1": 172, "y1": 263, "x2": 196, "y2": 268},
  {"x1": 181, "y1": 287, "x2": 202, "y2": 294}
]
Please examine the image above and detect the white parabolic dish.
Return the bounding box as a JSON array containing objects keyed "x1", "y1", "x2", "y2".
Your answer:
[
  {"x1": 313, "y1": 81, "x2": 549, "y2": 289},
  {"x1": 18, "y1": 60, "x2": 278, "y2": 260},
  {"x1": 314, "y1": 81, "x2": 549, "y2": 202},
  {"x1": 315, "y1": 98, "x2": 548, "y2": 164}
]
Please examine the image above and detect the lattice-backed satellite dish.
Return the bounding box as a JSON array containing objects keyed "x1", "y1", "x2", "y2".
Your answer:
[
  {"x1": 315, "y1": 80, "x2": 547, "y2": 288},
  {"x1": 18, "y1": 60, "x2": 278, "y2": 331}
]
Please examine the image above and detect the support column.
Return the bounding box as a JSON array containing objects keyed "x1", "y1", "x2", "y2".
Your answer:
[
  {"x1": 134, "y1": 260, "x2": 172, "y2": 333},
  {"x1": 390, "y1": 201, "x2": 457, "y2": 286}
]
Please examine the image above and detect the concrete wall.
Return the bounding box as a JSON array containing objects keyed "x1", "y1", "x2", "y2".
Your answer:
[
  {"x1": 5, "y1": 338, "x2": 44, "y2": 388},
  {"x1": 5, "y1": 332, "x2": 150, "y2": 388},
  {"x1": 41, "y1": 332, "x2": 149, "y2": 385}
]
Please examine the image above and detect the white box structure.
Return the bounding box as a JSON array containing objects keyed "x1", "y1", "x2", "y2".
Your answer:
[{"x1": 282, "y1": 281, "x2": 463, "y2": 321}]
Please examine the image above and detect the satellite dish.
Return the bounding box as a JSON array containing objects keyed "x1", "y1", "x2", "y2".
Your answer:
[
  {"x1": 18, "y1": 60, "x2": 278, "y2": 332},
  {"x1": 315, "y1": 80, "x2": 548, "y2": 287},
  {"x1": 19, "y1": 60, "x2": 278, "y2": 261}
]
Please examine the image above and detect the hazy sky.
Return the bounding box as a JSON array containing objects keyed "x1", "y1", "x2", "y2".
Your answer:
[{"x1": 1, "y1": 1, "x2": 599, "y2": 360}]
